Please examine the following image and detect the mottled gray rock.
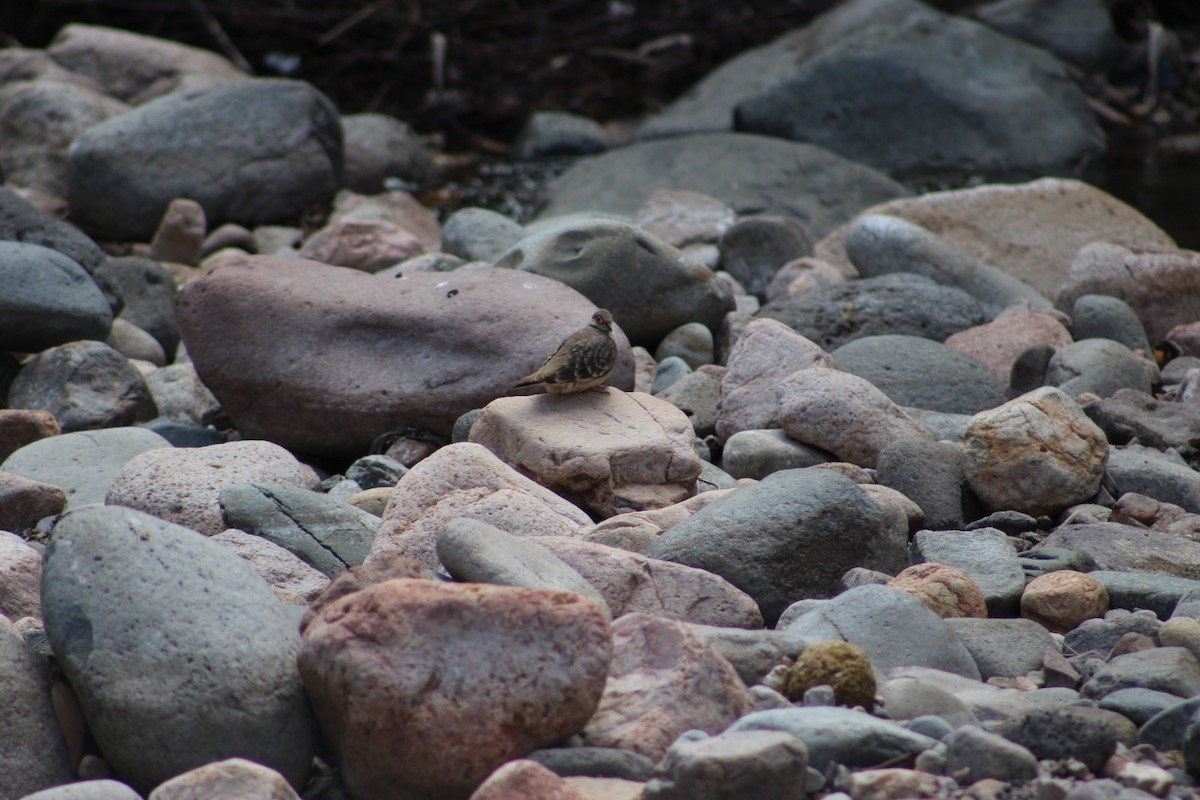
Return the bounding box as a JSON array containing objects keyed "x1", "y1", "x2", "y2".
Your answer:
[
  {"x1": 728, "y1": 706, "x2": 936, "y2": 772},
  {"x1": 1065, "y1": 611, "x2": 1162, "y2": 656},
  {"x1": 1073, "y1": 294, "x2": 1153, "y2": 356},
  {"x1": 1081, "y1": 647, "x2": 1200, "y2": 700},
  {"x1": 69, "y1": 78, "x2": 342, "y2": 240},
  {"x1": 1045, "y1": 338, "x2": 1157, "y2": 398},
  {"x1": 8, "y1": 340, "x2": 157, "y2": 432},
  {"x1": 943, "y1": 725, "x2": 1038, "y2": 784},
  {"x1": 441, "y1": 207, "x2": 526, "y2": 263},
  {"x1": 1084, "y1": 389, "x2": 1200, "y2": 459},
  {"x1": 942, "y1": 617, "x2": 1053, "y2": 680},
  {"x1": 1001, "y1": 706, "x2": 1127, "y2": 774},
  {"x1": 340, "y1": 112, "x2": 436, "y2": 193},
  {"x1": 0, "y1": 186, "x2": 111, "y2": 283},
  {"x1": 684, "y1": 624, "x2": 816, "y2": 687},
  {"x1": 525, "y1": 746, "x2": 655, "y2": 780},
  {"x1": 1039, "y1": 521, "x2": 1200, "y2": 582},
  {"x1": 1090, "y1": 571, "x2": 1200, "y2": 619},
  {"x1": 721, "y1": 428, "x2": 833, "y2": 481},
  {"x1": 831, "y1": 334, "x2": 1007, "y2": 415},
  {"x1": 717, "y1": 215, "x2": 811, "y2": 300},
  {"x1": 910, "y1": 528, "x2": 1025, "y2": 616},
  {"x1": 514, "y1": 110, "x2": 607, "y2": 159},
  {"x1": 42, "y1": 505, "x2": 314, "y2": 792},
  {"x1": 645, "y1": 469, "x2": 906, "y2": 625},
  {"x1": 974, "y1": 0, "x2": 1123, "y2": 70},
  {"x1": 651, "y1": 357, "x2": 693, "y2": 395},
  {"x1": 655, "y1": 366, "x2": 722, "y2": 437},
  {"x1": 785, "y1": 584, "x2": 981, "y2": 679},
  {"x1": 1099, "y1": 687, "x2": 1188, "y2": 727},
  {"x1": 641, "y1": 728, "x2": 809, "y2": 800},
  {"x1": 496, "y1": 219, "x2": 734, "y2": 345},
  {"x1": 845, "y1": 214, "x2": 1050, "y2": 316},
  {"x1": 345, "y1": 454, "x2": 407, "y2": 490},
  {"x1": 876, "y1": 439, "x2": 981, "y2": 531},
  {"x1": 757, "y1": 273, "x2": 987, "y2": 351},
  {"x1": 902, "y1": 408, "x2": 972, "y2": 442},
  {"x1": 655, "y1": 322, "x2": 715, "y2": 370},
  {"x1": 0, "y1": 240, "x2": 112, "y2": 353},
  {"x1": 1106, "y1": 444, "x2": 1200, "y2": 514},
  {"x1": 93, "y1": 256, "x2": 180, "y2": 359},
  {"x1": 1138, "y1": 696, "x2": 1200, "y2": 755}
]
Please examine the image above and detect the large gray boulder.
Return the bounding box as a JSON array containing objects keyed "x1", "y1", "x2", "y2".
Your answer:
[
  {"x1": 68, "y1": 78, "x2": 342, "y2": 240},
  {"x1": 0, "y1": 240, "x2": 112, "y2": 352}
]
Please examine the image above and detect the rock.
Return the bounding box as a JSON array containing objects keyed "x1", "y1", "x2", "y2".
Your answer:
[
  {"x1": 847, "y1": 768, "x2": 941, "y2": 799},
  {"x1": 296, "y1": 218, "x2": 424, "y2": 273},
  {"x1": 536, "y1": 133, "x2": 908, "y2": 243},
  {"x1": 1044, "y1": 338, "x2": 1157, "y2": 399},
  {"x1": 209, "y1": 528, "x2": 330, "y2": 603},
  {"x1": 728, "y1": 706, "x2": 936, "y2": 772},
  {"x1": 147, "y1": 197, "x2": 205, "y2": 266},
  {"x1": 645, "y1": 468, "x2": 906, "y2": 625},
  {"x1": 0, "y1": 187, "x2": 112, "y2": 293},
  {"x1": 106, "y1": 439, "x2": 319, "y2": 536},
  {"x1": 581, "y1": 490, "x2": 731, "y2": 552},
  {"x1": 326, "y1": 189, "x2": 442, "y2": 252},
  {"x1": 1093, "y1": 571, "x2": 1200, "y2": 619},
  {"x1": 42, "y1": 505, "x2": 314, "y2": 792},
  {"x1": 469, "y1": 391, "x2": 701, "y2": 518},
  {"x1": 0, "y1": 471, "x2": 66, "y2": 530},
  {"x1": 441, "y1": 207, "x2": 526, "y2": 263},
  {"x1": 138, "y1": 417, "x2": 224, "y2": 449},
  {"x1": 641, "y1": 729, "x2": 809, "y2": 800},
  {"x1": 68, "y1": 78, "x2": 341, "y2": 241},
  {"x1": 513, "y1": 110, "x2": 608, "y2": 159},
  {"x1": 178, "y1": 255, "x2": 634, "y2": 459},
  {"x1": 345, "y1": 454, "x2": 408, "y2": 490},
  {"x1": 943, "y1": 617, "x2": 1053, "y2": 681},
  {"x1": 94, "y1": 256, "x2": 180, "y2": 359},
  {"x1": 1084, "y1": 389, "x2": 1200, "y2": 458},
  {"x1": 777, "y1": 367, "x2": 935, "y2": 469},
  {"x1": 845, "y1": 215, "x2": 1050, "y2": 315},
  {"x1": 340, "y1": 112, "x2": 436, "y2": 193},
  {"x1": 201, "y1": 223, "x2": 254, "y2": 256},
  {"x1": 830, "y1": 334, "x2": 1007, "y2": 415},
  {"x1": 943, "y1": 726, "x2": 1038, "y2": 784},
  {"x1": 1021, "y1": 571, "x2": 1109, "y2": 634},
  {"x1": 876, "y1": 440, "x2": 981, "y2": 531},
  {"x1": 366, "y1": 443, "x2": 592, "y2": 573},
  {"x1": 468, "y1": 759, "x2": 588, "y2": 800},
  {"x1": 654, "y1": 322, "x2": 714, "y2": 370},
  {"x1": 757, "y1": 273, "x2": 988, "y2": 351},
  {"x1": 685, "y1": 625, "x2": 816, "y2": 687},
  {"x1": 714, "y1": 317, "x2": 835, "y2": 442},
  {"x1": 876, "y1": 676, "x2": 977, "y2": 729},
  {"x1": 721, "y1": 428, "x2": 832, "y2": 480},
  {"x1": 47, "y1": 23, "x2": 245, "y2": 104},
  {"x1": 581, "y1": 613, "x2": 752, "y2": 761},
  {"x1": 1072, "y1": 294, "x2": 1153, "y2": 356},
  {"x1": 1106, "y1": 444, "x2": 1200, "y2": 514},
  {"x1": 525, "y1": 747, "x2": 656, "y2": 780},
  {"x1": 783, "y1": 641, "x2": 876, "y2": 707},
  {"x1": 634, "y1": 189, "x2": 736, "y2": 252},
  {"x1": 1003, "y1": 706, "x2": 1129, "y2": 774},
  {"x1": 0, "y1": 615, "x2": 75, "y2": 797},
  {"x1": 974, "y1": 0, "x2": 1122, "y2": 71},
  {"x1": 435, "y1": 520, "x2": 611, "y2": 616},
  {"x1": 1161, "y1": 617, "x2": 1200, "y2": 666},
  {"x1": 106, "y1": 318, "x2": 166, "y2": 365},
  {"x1": 1099, "y1": 688, "x2": 1184, "y2": 727},
  {"x1": 650, "y1": 357, "x2": 692, "y2": 395},
  {"x1": 148, "y1": 758, "x2": 300, "y2": 800},
  {"x1": 8, "y1": 340, "x2": 157, "y2": 432},
  {"x1": 1, "y1": 426, "x2": 171, "y2": 508},
  {"x1": 0, "y1": 530, "x2": 42, "y2": 620},
  {"x1": 495, "y1": 219, "x2": 734, "y2": 346},
  {"x1": 219, "y1": 483, "x2": 378, "y2": 577},
  {"x1": 1041, "y1": 522, "x2": 1200, "y2": 582},
  {"x1": 0, "y1": 241, "x2": 112, "y2": 353},
  {"x1": 0, "y1": 409, "x2": 60, "y2": 463},
  {"x1": 887, "y1": 563, "x2": 988, "y2": 620},
  {"x1": 20, "y1": 780, "x2": 144, "y2": 800},
  {"x1": 143, "y1": 362, "x2": 220, "y2": 423},
  {"x1": 961, "y1": 387, "x2": 1108, "y2": 517},
  {"x1": 717, "y1": 215, "x2": 811, "y2": 300},
  {"x1": 943, "y1": 311, "x2": 1074, "y2": 384},
  {"x1": 1139, "y1": 696, "x2": 1200, "y2": 756},
  {"x1": 1081, "y1": 647, "x2": 1200, "y2": 701},
  {"x1": 783, "y1": 584, "x2": 981, "y2": 679},
  {"x1": 299, "y1": 579, "x2": 611, "y2": 800},
  {"x1": 655, "y1": 366, "x2": 722, "y2": 437},
  {"x1": 534, "y1": 536, "x2": 762, "y2": 629},
  {"x1": 909, "y1": 528, "x2": 1026, "y2": 616}
]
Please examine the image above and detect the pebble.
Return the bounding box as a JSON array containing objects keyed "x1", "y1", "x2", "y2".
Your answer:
[
  {"x1": 717, "y1": 214, "x2": 811, "y2": 299},
  {"x1": 1022, "y1": 570, "x2": 1110, "y2": 634}
]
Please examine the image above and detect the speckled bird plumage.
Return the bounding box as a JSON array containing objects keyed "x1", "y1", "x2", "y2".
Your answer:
[{"x1": 513, "y1": 309, "x2": 618, "y2": 393}]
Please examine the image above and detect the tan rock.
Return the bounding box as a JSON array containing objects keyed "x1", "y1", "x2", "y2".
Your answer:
[
  {"x1": 0, "y1": 471, "x2": 66, "y2": 530},
  {"x1": 634, "y1": 189, "x2": 736, "y2": 249},
  {"x1": 535, "y1": 536, "x2": 763, "y2": 628},
  {"x1": 888, "y1": 563, "x2": 988, "y2": 619},
  {"x1": 211, "y1": 529, "x2": 331, "y2": 603},
  {"x1": 469, "y1": 760, "x2": 588, "y2": 800},
  {"x1": 563, "y1": 777, "x2": 645, "y2": 800},
  {"x1": 0, "y1": 409, "x2": 60, "y2": 463},
  {"x1": 765, "y1": 256, "x2": 847, "y2": 302},
  {"x1": 297, "y1": 218, "x2": 425, "y2": 273},
  {"x1": 148, "y1": 757, "x2": 299, "y2": 800},
  {"x1": 815, "y1": 178, "x2": 1174, "y2": 298},
  {"x1": 0, "y1": 530, "x2": 42, "y2": 620},
  {"x1": 299, "y1": 554, "x2": 438, "y2": 634},
  {"x1": 582, "y1": 613, "x2": 753, "y2": 761},
  {"x1": 944, "y1": 311, "x2": 1073, "y2": 383},
  {"x1": 299, "y1": 579, "x2": 612, "y2": 800},
  {"x1": 848, "y1": 767, "x2": 941, "y2": 800},
  {"x1": 149, "y1": 197, "x2": 206, "y2": 266},
  {"x1": 962, "y1": 387, "x2": 1108, "y2": 517},
  {"x1": 328, "y1": 189, "x2": 442, "y2": 252},
  {"x1": 366, "y1": 443, "x2": 592, "y2": 572},
  {"x1": 716, "y1": 317, "x2": 835, "y2": 442},
  {"x1": 470, "y1": 391, "x2": 701, "y2": 519},
  {"x1": 583, "y1": 489, "x2": 735, "y2": 552},
  {"x1": 861, "y1": 484, "x2": 923, "y2": 536},
  {"x1": 346, "y1": 486, "x2": 393, "y2": 516},
  {"x1": 1158, "y1": 617, "x2": 1200, "y2": 665},
  {"x1": 1021, "y1": 570, "x2": 1108, "y2": 633}
]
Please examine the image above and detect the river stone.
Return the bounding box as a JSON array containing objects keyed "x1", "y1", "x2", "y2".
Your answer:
[
  {"x1": 177, "y1": 254, "x2": 634, "y2": 460},
  {"x1": 340, "y1": 112, "x2": 436, "y2": 193},
  {"x1": 1035, "y1": 522, "x2": 1200, "y2": 581},
  {"x1": 469, "y1": 391, "x2": 701, "y2": 519},
  {"x1": 94, "y1": 256, "x2": 180, "y2": 359},
  {"x1": 209, "y1": 529, "x2": 330, "y2": 604},
  {"x1": 1, "y1": 426, "x2": 171, "y2": 508},
  {"x1": 974, "y1": 0, "x2": 1123, "y2": 71},
  {"x1": 729, "y1": 706, "x2": 937, "y2": 772},
  {"x1": 961, "y1": 387, "x2": 1108, "y2": 517},
  {"x1": 717, "y1": 215, "x2": 812, "y2": 300},
  {"x1": 876, "y1": 439, "x2": 981, "y2": 531},
  {"x1": 1073, "y1": 294, "x2": 1153, "y2": 355},
  {"x1": 721, "y1": 428, "x2": 833, "y2": 481},
  {"x1": 910, "y1": 528, "x2": 1025, "y2": 616},
  {"x1": 1084, "y1": 389, "x2": 1200, "y2": 458},
  {"x1": 943, "y1": 617, "x2": 1053, "y2": 680},
  {"x1": 845, "y1": 215, "x2": 1050, "y2": 316},
  {"x1": 655, "y1": 365, "x2": 722, "y2": 437},
  {"x1": 1081, "y1": 647, "x2": 1200, "y2": 701},
  {"x1": 535, "y1": 133, "x2": 908, "y2": 243},
  {"x1": 645, "y1": 468, "x2": 906, "y2": 625},
  {"x1": 219, "y1": 483, "x2": 379, "y2": 577},
  {"x1": 757, "y1": 273, "x2": 988, "y2": 351},
  {"x1": 42, "y1": 505, "x2": 315, "y2": 792},
  {"x1": 642, "y1": 729, "x2": 809, "y2": 800},
  {"x1": 495, "y1": 219, "x2": 734, "y2": 345},
  {"x1": 943, "y1": 311, "x2": 1074, "y2": 384},
  {"x1": 1002, "y1": 706, "x2": 1126, "y2": 775},
  {"x1": 1092, "y1": 572, "x2": 1200, "y2": 619},
  {"x1": 1106, "y1": 444, "x2": 1200, "y2": 514},
  {"x1": 0, "y1": 186, "x2": 112, "y2": 289},
  {"x1": 1044, "y1": 338, "x2": 1157, "y2": 399},
  {"x1": 106, "y1": 439, "x2": 320, "y2": 536},
  {"x1": 783, "y1": 584, "x2": 981, "y2": 679},
  {"x1": 0, "y1": 240, "x2": 112, "y2": 353},
  {"x1": 8, "y1": 340, "x2": 157, "y2": 432},
  {"x1": 298, "y1": 579, "x2": 611, "y2": 800},
  {"x1": 68, "y1": 78, "x2": 341, "y2": 241},
  {"x1": 831, "y1": 334, "x2": 1006, "y2": 415}
]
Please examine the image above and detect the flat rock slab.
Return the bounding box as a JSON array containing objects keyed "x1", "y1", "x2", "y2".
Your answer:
[
  {"x1": 470, "y1": 390, "x2": 701, "y2": 519},
  {"x1": 1035, "y1": 522, "x2": 1200, "y2": 581},
  {"x1": 177, "y1": 255, "x2": 635, "y2": 460}
]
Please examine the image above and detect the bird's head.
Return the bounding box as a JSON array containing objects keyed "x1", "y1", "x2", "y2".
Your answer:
[{"x1": 590, "y1": 309, "x2": 614, "y2": 332}]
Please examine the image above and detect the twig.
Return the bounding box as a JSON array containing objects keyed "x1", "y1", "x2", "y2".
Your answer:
[
  {"x1": 317, "y1": 0, "x2": 395, "y2": 47},
  {"x1": 183, "y1": 0, "x2": 252, "y2": 73}
]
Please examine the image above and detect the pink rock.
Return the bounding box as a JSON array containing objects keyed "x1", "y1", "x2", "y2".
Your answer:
[
  {"x1": 777, "y1": 367, "x2": 933, "y2": 468},
  {"x1": 764, "y1": 256, "x2": 847, "y2": 302},
  {"x1": 1021, "y1": 570, "x2": 1108, "y2": 634},
  {"x1": 848, "y1": 768, "x2": 941, "y2": 800},
  {"x1": 366, "y1": 443, "x2": 592, "y2": 572},
  {"x1": 944, "y1": 311, "x2": 1073, "y2": 383},
  {"x1": 297, "y1": 218, "x2": 426, "y2": 273},
  {"x1": 177, "y1": 255, "x2": 635, "y2": 460},
  {"x1": 1165, "y1": 321, "x2": 1200, "y2": 357},
  {"x1": 149, "y1": 197, "x2": 206, "y2": 266},
  {"x1": 889, "y1": 563, "x2": 988, "y2": 619},
  {"x1": 634, "y1": 189, "x2": 736, "y2": 249},
  {"x1": 470, "y1": 391, "x2": 701, "y2": 519},
  {"x1": 211, "y1": 529, "x2": 331, "y2": 603},
  {"x1": 0, "y1": 409, "x2": 60, "y2": 463},
  {"x1": 0, "y1": 531, "x2": 43, "y2": 620},
  {"x1": 583, "y1": 489, "x2": 735, "y2": 552},
  {"x1": 582, "y1": 613, "x2": 753, "y2": 761},
  {"x1": 329, "y1": 189, "x2": 442, "y2": 252},
  {"x1": 0, "y1": 471, "x2": 66, "y2": 530},
  {"x1": 535, "y1": 536, "x2": 764, "y2": 628},
  {"x1": 469, "y1": 760, "x2": 589, "y2": 800},
  {"x1": 716, "y1": 317, "x2": 836, "y2": 442},
  {"x1": 148, "y1": 758, "x2": 299, "y2": 800},
  {"x1": 298, "y1": 579, "x2": 612, "y2": 800}
]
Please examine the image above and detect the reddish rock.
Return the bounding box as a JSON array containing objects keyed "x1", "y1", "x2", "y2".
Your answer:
[
  {"x1": 764, "y1": 256, "x2": 847, "y2": 301},
  {"x1": 1021, "y1": 570, "x2": 1108, "y2": 633},
  {"x1": 889, "y1": 563, "x2": 988, "y2": 619},
  {"x1": 298, "y1": 579, "x2": 612, "y2": 800},
  {"x1": 148, "y1": 197, "x2": 206, "y2": 266},
  {"x1": 0, "y1": 530, "x2": 43, "y2": 620},
  {"x1": 0, "y1": 410, "x2": 60, "y2": 463},
  {"x1": 148, "y1": 758, "x2": 299, "y2": 800},
  {"x1": 469, "y1": 760, "x2": 589, "y2": 800},
  {"x1": 0, "y1": 471, "x2": 66, "y2": 531},
  {"x1": 582, "y1": 613, "x2": 753, "y2": 761},
  {"x1": 583, "y1": 489, "x2": 735, "y2": 552},
  {"x1": 177, "y1": 256, "x2": 635, "y2": 460},
  {"x1": 297, "y1": 218, "x2": 425, "y2": 273},
  {"x1": 944, "y1": 311, "x2": 1073, "y2": 383},
  {"x1": 328, "y1": 189, "x2": 442, "y2": 252}
]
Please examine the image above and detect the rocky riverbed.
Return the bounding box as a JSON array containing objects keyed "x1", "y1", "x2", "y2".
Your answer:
[{"x1": 6, "y1": 1, "x2": 1200, "y2": 799}]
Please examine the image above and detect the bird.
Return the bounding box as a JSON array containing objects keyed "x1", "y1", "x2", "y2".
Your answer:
[{"x1": 513, "y1": 309, "x2": 618, "y2": 394}]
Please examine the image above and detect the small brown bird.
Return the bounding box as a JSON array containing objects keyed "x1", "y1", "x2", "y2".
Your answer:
[{"x1": 513, "y1": 309, "x2": 618, "y2": 394}]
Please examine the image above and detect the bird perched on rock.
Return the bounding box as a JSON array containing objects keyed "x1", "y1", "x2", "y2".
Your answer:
[{"x1": 513, "y1": 309, "x2": 618, "y2": 393}]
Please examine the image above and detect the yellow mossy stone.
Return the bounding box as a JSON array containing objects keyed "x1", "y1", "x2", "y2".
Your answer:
[{"x1": 784, "y1": 641, "x2": 876, "y2": 710}]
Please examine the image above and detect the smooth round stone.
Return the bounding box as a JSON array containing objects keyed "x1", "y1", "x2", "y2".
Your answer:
[
  {"x1": 137, "y1": 417, "x2": 226, "y2": 448},
  {"x1": 942, "y1": 617, "x2": 1053, "y2": 681},
  {"x1": 441, "y1": 207, "x2": 526, "y2": 263},
  {"x1": 345, "y1": 454, "x2": 408, "y2": 490},
  {"x1": 513, "y1": 110, "x2": 607, "y2": 159},
  {"x1": 1021, "y1": 570, "x2": 1109, "y2": 633},
  {"x1": 525, "y1": 746, "x2": 655, "y2": 780},
  {"x1": 1072, "y1": 294, "x2": 1152, "y2": 356},
  {"x1": 721, "y1": 429, "x2": 832, "y2": 480},
  {"x1": 0, "y1": 240, "x2": 112, "y2": 353},
  {"x1": 651, "y1": 356, "x2": 693, "y2": 395},
  {"x1": 341, "y1": 112, "x2": 436, "y2": 193},
  {"x1": 655, "y1": 322, "x2": 715, "y2": 370},
  {"x1": 1065, "y1": 611, "x2": 1162, "y2": 656},
  {"x1": 1100, "y1": 687, "x2": 1191, "y2": 727},
  {"x1": 717, "y1": 215, "x2": 811, "y2": 300},
  {"x1": 1045, "y1": 338, "x2": 1157, "y2": 398},
  {"x1": 1090, "y1": 571, "x2": 1200, "y2": 619}
]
